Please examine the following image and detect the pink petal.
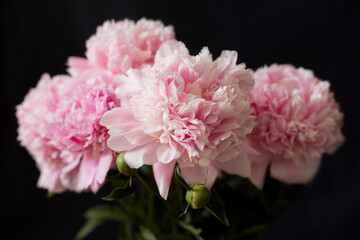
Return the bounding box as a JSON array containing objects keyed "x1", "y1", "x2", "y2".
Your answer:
[
  {"x1": 270, "y1": 155, "x2": 321, "y2": 184},
  {"x1": 215, "y1": 152, "x2": 251, "y2": 178},
  {"x1": 37, "y1": 167, "x2": 64, "y2": 193},
  {"x1": 156, "y1": 144, "x2": 177, "y2": 164},
  {"x1": 100, "y1": 107, "x2": 140, "y2": 129},
  {"x1": 124, "y1": 129, "x2": 155, "y2": 145},
  {"x1": 66, "y1": 57, "x2": 92, "y2": 76},
  {"x1": 180, "y1": 164, "x2": 219, "y2": 189},
  {"x1": 124, "y1": 141, "x2": 159, "y2": 168},
  {"x1": 76, "y1": 152, "x2": 98, "y2": 191},
  {"x1": 92, "y1": 150, "x2": 114, "y2": 192},
  {"x1": 249, "y1": 158, "x2": 270, "y2": 189},
  {"x1": 248, "y1": 148, "x2": 272, "y2": 189},
  {"x1": 107, "y1": 135, "x2": 136, "y2": 152},
  {"x1": 59, "y1": 155, "x2": 81, "y2": 191},
  {"x1": 214, "y1": 147, "x2": 240, "y2": 163},
  {"x1": 115, "y1": 69, "x2": 143, "y2": 106},
  {"x1": 153, "y1": 160, "x2": 176, "y2": 199}
]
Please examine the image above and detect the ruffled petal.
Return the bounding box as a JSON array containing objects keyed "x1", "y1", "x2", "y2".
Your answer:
[
  {"x1": 37, "y1": 167, "x2": 64, "y2": 193},
  {"x1": 66, "y1": 57, "x2": 93, "y2": 76},
  {"x1": 156, "y1": 144, "x2": 177, "y2": 164}
]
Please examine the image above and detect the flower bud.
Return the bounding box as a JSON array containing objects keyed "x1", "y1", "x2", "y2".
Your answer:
[
  {"x1": 185, "y1": 184, "x2": 211, "y2": 209},
  {"x1": 116, "y1": 152, "x2": 137, "y2": 176}
]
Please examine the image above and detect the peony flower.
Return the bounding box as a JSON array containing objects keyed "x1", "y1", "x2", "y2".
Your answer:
[
  {"x1": 100, "y1": 40, "x2": 255, "y2": 199},
  {"x1": 68, "y1": 18, "x2": 175, "y2": 76},
  {"x1": 16, "y1": 73, "x2": 121, "y2": 193},
  {"x1": 248, "y1": 64, "x2": 344, "y2": 188}
]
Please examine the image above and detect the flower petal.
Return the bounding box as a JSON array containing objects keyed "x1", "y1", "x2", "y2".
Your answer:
[
  {"x1": 270, "y1": 155, "x2": 321, "y2": 184},
  {"x1": 37, "y1": 167, "x2": 64, "y2": 193},
  {"x1": 249, "y1": 157, "x2": 271, "y2": 189},
  {"x1": 124, "y1": 141, "x2": 158, "y2": 168},
  {"x1": 215, "y1": 150, "x2": 251, "y2": 178},
  {"x1": 180, "y1": 164, "x2": 219, "y2": 189},
  {"x1": 76, "y1": 152, "x2": 98, "y2": 191},
  {"x1": 124, "y1": 129, "x2": 155, "y2": 145},
  {"x1": 107, "y1": 135, "x2": 136, "y2": 152},
  {"x1": 92, "y1": 150, "x2": 115, "y2": 192},
  {"x1": 247, "y1": 145, "x2": 272, "y2": 189},
  {"x1": 156, "y1": 144, "x2": 177, "y2": 164},
  {"x1": 100, "y1": 107, "x2": 140, "y2": 129},
  {"x1": 66, "y1": 57, "x2": 92, "y2": 76},
  {"x1": 153, "y1": 160, "x2": 176, "y2": 199}
]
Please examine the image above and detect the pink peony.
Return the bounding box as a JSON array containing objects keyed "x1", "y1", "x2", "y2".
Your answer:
[
  {"x1": 248, "y1": 64, "x2": 344, "y2": 188},
  {"x1": 68, "y1": 18, "x2": 175, "y2": 75},
  {"x1": 100, "y1": 40, "x2": 255, "y2": 199},
  {"x1": 16, "y1": 73, "x2": 121, "y2": 193}
]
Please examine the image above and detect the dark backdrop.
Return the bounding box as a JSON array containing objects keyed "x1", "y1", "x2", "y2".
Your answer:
[{"x1": 1, "y1": 0, "x2": 359, "y2": 239}]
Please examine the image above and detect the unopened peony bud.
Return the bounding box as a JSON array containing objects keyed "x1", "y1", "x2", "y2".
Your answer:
[
  {"x1": 116, "y1": 152, "x2": 137, "y2": 176},
  {"x1": 185, "y1": 184, "x2": 211, "y2": 209}
]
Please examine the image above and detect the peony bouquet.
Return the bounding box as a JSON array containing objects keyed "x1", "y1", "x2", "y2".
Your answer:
[{"x1": 16, "y1": 18, "x2": 344, "y2": 240}]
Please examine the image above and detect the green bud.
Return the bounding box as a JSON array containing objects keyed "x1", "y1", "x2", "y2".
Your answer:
[
  {"x1": 116, "y1": 152, "x2": 137, "y2": 176},
  {"x1": 185, "y1": 184, "x2": 211, "y2": 209}
]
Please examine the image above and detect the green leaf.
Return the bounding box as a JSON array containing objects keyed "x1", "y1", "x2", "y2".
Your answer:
[
  {"x1": 204, "y1": 192, "x2": 230, "y2": 226},
  {"x1": 74, "y1": 218, "x2": 105, "y2": 240},
  {"x1": 75, "y1": 205, "x2": 138, "y2": 239},
  {"x1": 226, "y1": 176, "x2": 245, "y2": 190},
  {"x1": 275, "y1": 197, "x2": 297, "y2": 208},
  {"x1": 174, "y1": 165, "x2": 191, "y2": 190},
  {"x1": 139, "y1": 225, "x2": 157, "y2": 240},
  {"x1": 239, "y1": 224, "x2": 268, "y2": 237},
  {"x1": 106, "y1": 168, "x2": 130, "y2": 188},
  {"x1": 85, "y1": 205, "x2": 136, "y2": 223},
  {"x1": 178, "y1": 221, "x2": 204, "y2": 240},
  {"x1": 102, "y1": 184, "x2": 135, "y2": 201}
]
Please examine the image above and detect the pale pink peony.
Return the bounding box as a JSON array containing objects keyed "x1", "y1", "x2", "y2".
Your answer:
[
  {"x1": 66, "y1": 56, "x2": 106, "y2": 77},
  {"x1": 16, "y1": 73, "x2": 121, "y2": 193},
  {"x1": 248, "y1": 64, "x2": 344, "y2": 188},
  {"x1": 72, "y1": 18, "x2": 175, "y2": 75},
  {"x1": 100, "y1": 40, "x2": 255, "y2": 199}
]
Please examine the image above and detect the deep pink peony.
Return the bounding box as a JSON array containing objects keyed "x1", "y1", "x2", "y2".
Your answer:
[
  {"x1": 16, "y1": 73, "x2": 121, "y2": 193},
  {"x1": 68, "y1": 18, "x2": 175, "y2": 75},
  {"x1": 248, "y1": 64, "x2": 344, "y2": 188},
  {"x1": 100, "y1": 40, "x2": 255, "y2": 199}
]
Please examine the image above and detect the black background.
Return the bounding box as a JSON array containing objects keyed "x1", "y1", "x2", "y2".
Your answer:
[{"x1": 1, "y1": 0, "x2": 360, "y2": 239}]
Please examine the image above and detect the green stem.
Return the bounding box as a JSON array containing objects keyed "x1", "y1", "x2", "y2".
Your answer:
[
  {"x1": 171, "y1": 218, "x2": 178, "y2": 240},
  {"x1": 124, "y1": 222, "x2": 132, "y2": 240},
  {"x1": 135, "y1": 173, "x2": 162, "y2": 200},
  {"x1": 174, "y1": 165, "x2": 191, "y2": 190},
  {"x1": 146, "y1": 192, "x2": 154, "y2": 225},
  {"x1": 175, "y1": 179, "x2": 184, "y2": 209},
  {"x1": 134, "y1": 173, "x2": 176, "y2": 216}
]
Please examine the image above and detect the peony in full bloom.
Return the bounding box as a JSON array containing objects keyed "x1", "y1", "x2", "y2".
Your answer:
[
  {"x1": 16, "y1": 73, "x2": 121, "y2": 193},
  {"x1": 17, "y1": 18, "x2": 174, "y2": 194},
  {"x1": 68, "y1": 18, "x2": 175, "y2": 76},
  {"x1": 248, "y1": 64, "x2": 344, "y2": 188},
  {"x1": 100, "y1": 40, "x2": 256, "y2": 199}
]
